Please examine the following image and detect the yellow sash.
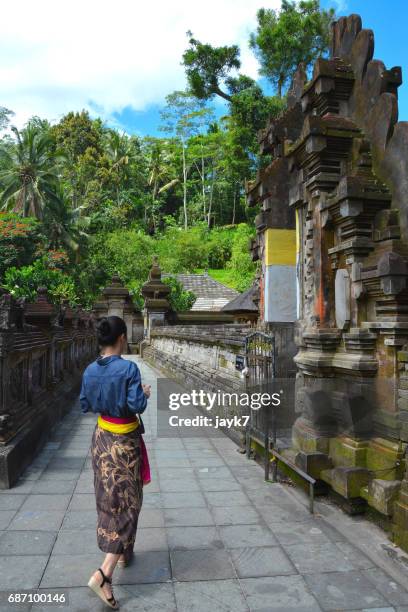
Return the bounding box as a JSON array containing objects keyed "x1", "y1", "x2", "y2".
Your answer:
[{"x1": 97, "y1": 415, "x2": 139, "y2": 434}]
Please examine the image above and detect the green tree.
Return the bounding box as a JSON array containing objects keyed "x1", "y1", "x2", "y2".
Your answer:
[
  {"x1": 162, "y1": 276, "x2": 196, "y2": 311},
  {"x1": 42, "y1": 186, "x2": 90, "y2": 254},
  {"x1": 182, "y1": 34, "x2": 240, "y2": 102},
  {"x1": 104, "y1": 131, "x2": 145, "y2": 205},
  {"x1": 52, "y1": 110, "x2": 103, "y2": 160},
  {"x1": 182, "y1": 36, "x2": 283, "y2": 157},
  {"x1": 0, "y1": 125, "x2": 61, "y2": 219},
  {"x1": 0, "y1": 213, "x2": 41, "y2": 279},
  {"x1": 144, "y1": 137, "x2": 178, "y2": 230},
  {"x1": 2, "y1": 257, "x2": 78, "y2": 305},
  {"x1": 51, "y1": 111, "x2": 105, "y2": 209},
  {"x1": 160, "y1": 91, "x2": 212, "y2": 229},
  {"x1": 0, "y1": 107, "x2": 14, "y2": 132},
  {"x1": 226, "y1": 223, "x2": 257, "y2": 291},
  {"x1": 249, "y1": 1, "x2": 335, "y2": 97}
]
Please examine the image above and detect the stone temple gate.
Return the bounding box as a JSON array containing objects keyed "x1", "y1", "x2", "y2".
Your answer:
[{"x1": 248, "y1": 13, "x2": 408, "y2": 548}]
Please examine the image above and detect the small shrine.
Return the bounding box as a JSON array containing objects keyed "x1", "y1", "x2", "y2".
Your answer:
[
  {"x1": 93, "y1": 274, "x2": 143, "y2": 350},
  {"x1": 141, "y1": 257, "x2": 171, "y2": 336}
]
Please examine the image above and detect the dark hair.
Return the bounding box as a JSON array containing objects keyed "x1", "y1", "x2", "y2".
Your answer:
[{"x1": 97, "y1": 316, "x2": 127, "y2": 347}]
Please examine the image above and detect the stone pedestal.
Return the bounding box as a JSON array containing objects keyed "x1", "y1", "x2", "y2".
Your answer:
[{"x1": 393, "y1": 474, "x2": 408, "y2": 549}]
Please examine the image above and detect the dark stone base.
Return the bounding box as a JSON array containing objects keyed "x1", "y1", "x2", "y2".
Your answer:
[
  {"x1": 128, "y1": 343, "x2": 140, "y2": 355},
  {"x1": 314, "y1": 479, "x2": 330, "y2": 496},
  {"x1": 331, "y1": 490, "x2": 368, "y2": 515},
  {"x1": 0, "y1": 378, "x2": 80, "y2": 489},
  {"x1": 295, "y1": 451, "x2": 333, "y2": 480}
]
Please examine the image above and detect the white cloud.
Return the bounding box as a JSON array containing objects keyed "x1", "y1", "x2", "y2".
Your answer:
[
  {"x1": 330, "y1": 0, "x2": 348, "y2": 12},
  {"x1": 0, "y1": 0, "x2": 281, "y2": 128}
]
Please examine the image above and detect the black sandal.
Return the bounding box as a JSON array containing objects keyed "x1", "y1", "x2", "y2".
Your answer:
[{"x1": 88, "y1": 567, "x2": 119, "y2": 609}]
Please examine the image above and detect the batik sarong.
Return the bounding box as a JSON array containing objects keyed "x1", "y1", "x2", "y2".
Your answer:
[{"x1": 91, "y1": 425, "x2": 143, "y2": 560}]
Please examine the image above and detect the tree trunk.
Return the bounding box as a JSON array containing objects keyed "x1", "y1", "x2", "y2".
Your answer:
[
  {"x1": 207, "y1": 169, "x2": 215, "y2": 228},
  {"x1": 232, "y1": 187, "x2": 236, "y2": 225},
  {"x1": 182, "y1": 143, "x2": 188, "y2": 230},
  {"x1": 278, "y1": 75, "x2": 284, "y2": 98},
  {"x1": 214, "y1": 86, "x2": 232, "y2": 102},
  {"x1": 201, "y1": 146, "x2": 206, "y2": 220}
]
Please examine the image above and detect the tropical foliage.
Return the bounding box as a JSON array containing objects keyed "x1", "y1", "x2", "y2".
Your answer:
[
  {"x1": 0, "y1": 1, "x2": 332, "y2": 308},
  {"x1": 3, "y1": 258, "x2": 78, "y2": 305},
  {"x1": 162, "y1": 276, "x2": 196, "y2": 311}
]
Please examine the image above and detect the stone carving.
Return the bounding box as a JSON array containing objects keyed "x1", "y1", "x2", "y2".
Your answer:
[
  {"x1": 335, "y1": 269, "x2": 350, "y2": 329},
  {"x1": 0, "y1": 288, "x2": 97, "y2": 487},
  {"x1": 0, "y1": 290, "x2": 24, "y2": 331},
  {"x1": 249, "y1": 12, "x2": 408, "y2": 547}
]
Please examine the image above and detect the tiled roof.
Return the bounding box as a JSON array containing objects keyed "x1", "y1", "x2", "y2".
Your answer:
[
  {"x1": 162, "y1": 273, "x2": 239, "y2": 311},
  {"x1": 222, "y1": 285, "x2": 258, "y2": 313}
]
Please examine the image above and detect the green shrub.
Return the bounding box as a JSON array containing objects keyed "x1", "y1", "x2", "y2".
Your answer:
[
  {"x1": 206, "y1": 226, "x2": 234, "y2": 268},
  {"x1": 157, "y1": 225, "x2": 208, "y2": 272},
  {"x1": 3, "y1": 258, "x2": 78, "y2": 305},
  {"x1": 162, "y1": 276, "x2": 196, "y2": 311},
  {"x1": 226, "y1": 223, "x2": 256, "y2": 291},
  {"x1": 0, "y1": 213, "x2": 42, "y2": 280}
]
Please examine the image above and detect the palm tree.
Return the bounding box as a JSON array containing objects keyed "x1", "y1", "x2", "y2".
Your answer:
[
  {"x1": 146, "y1": 139, "x2": 177, "y2": 200},
  {"x1": 0, "y1": 125, "x2": 61, "y2": 219},
  {"x1": 43, "y1": 186, "x2": 90, "y2": 253},
  {"x1": 105, "y1": 130, "x2": 131, "y2": 168}
]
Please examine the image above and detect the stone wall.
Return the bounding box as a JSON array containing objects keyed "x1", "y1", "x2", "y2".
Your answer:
[
  {"x1": 143, "y1": 324, "x2": 248, "y2": 389},
  {"x1": 142, "y1": 324, "x2": 249, "y2": 444},
  {"x1": 0, "y1": 289, "x2": 97, "y2": 488}
]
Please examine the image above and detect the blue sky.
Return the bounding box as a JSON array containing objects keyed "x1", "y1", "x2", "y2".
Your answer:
[
  {"x1": 114, "y1": 0, "x2": 408, "y2": 135},
  {"x1": 324, "y1": 0, "x2": 408, "y2": 121},
  {"x1": 1, "y1": 0, "x2": 407, "y2": 136}
]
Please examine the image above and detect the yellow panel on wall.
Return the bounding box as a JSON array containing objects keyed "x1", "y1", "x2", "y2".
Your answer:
[{"x1": 265, "y1": 228, "x2": 296, "y2": 266}]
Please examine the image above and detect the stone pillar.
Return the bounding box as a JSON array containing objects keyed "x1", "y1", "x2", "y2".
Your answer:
[
  {"x1": 25, "y1": 287, "x2": 57, "y2": 390},
  {"x1": 141, "y1": 257, "x2": 171, "y2": 340},
  {"x1": 248, "y1": 159, "x2": 298, "y2": 325},
  {"x1": 0, "y1": 291, "x2": 26, "y2": 444},
  {"x1": 103, "y1": 275, "x2": 131, "y2": 318},
  {"x1": 92, "y1": 274, "x2": 142, "y2": 350}
]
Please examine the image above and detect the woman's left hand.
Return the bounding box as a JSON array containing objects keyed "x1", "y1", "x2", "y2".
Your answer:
[{"x1": 142, "y1": 384, "x2": 151, "y2": 398}]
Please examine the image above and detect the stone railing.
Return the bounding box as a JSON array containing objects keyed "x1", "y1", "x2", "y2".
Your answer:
[
  {"x1": 142, "y1": 324, "x2": 251, "y2": 445},
  {"x1": 0, "y1": 288, "x2": 97, "y2": 488},
  {"x1": 143, "y1": 323, "x2": 249, "y2": 390}
]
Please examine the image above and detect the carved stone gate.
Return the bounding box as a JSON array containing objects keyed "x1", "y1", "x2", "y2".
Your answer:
[{"x1": 247, "y1": 13, "x2": 408, "y2": 550}]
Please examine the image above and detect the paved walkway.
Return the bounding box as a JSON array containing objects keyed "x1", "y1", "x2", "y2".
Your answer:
[{"x1": 1, "y1": 358, "x2": 408, "y2": 611}]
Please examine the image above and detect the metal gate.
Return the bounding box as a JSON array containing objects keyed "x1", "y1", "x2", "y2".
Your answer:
[
  {"x1": 245, "y1": 332, "x2": 276, "y2": 478},
  {"x1": 245, "y1": 332, "x2": 276, "y2": 384}
]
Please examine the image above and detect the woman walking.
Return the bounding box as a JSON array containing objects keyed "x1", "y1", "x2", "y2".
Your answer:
[{"x1": 80, "y1": 315, "x2": 150, "y2": 609}]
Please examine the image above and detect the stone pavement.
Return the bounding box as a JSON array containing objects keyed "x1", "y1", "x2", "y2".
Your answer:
[{"x1": 1, "y1": 358, "x2": 408, "y2": 611}]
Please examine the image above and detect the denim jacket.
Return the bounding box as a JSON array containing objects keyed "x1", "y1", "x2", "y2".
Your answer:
[{"x1": 80, "y1": 355, "x2": 147, "y2": 417}]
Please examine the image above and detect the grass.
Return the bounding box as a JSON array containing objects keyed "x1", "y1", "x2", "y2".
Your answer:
[{"x1": 194, "y1": 268, "x2": 249, "y2": 292}]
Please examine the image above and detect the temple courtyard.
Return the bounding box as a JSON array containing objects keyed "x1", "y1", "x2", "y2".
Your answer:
[{"x1": 0, "y1": 358, "x2": 408, "y2": 611}]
